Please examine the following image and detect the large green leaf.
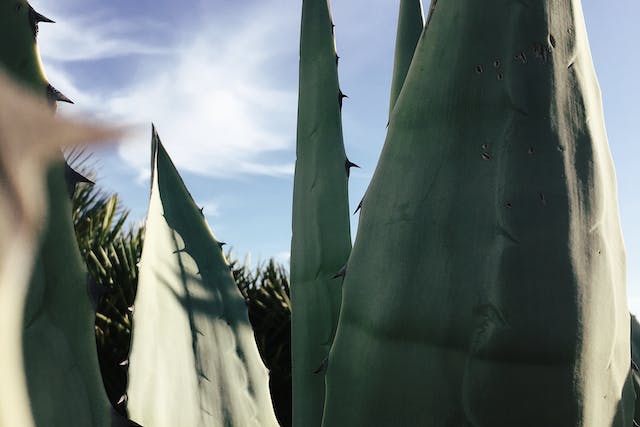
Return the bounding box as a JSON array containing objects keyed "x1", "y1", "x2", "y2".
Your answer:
[
  {"x1": 0, "y1": 0, "x2": 48, "y2": 95},
  {"x1": 323, "y1": 1, "x2": 634, "y2": 425},
  {"x1": 0, "y1": 0, "x2": 70, "y2": 104},
  {"x1": 0, "y1": 3, "x2": 113, "y2": 424},
  {"x1": 388, "y1": 0, "x2": 424, "y2": 117},
  {"x1": 234, "y1": 257, "x2": 292, "y2": 426},
  {"x1": 0, "y1": 73, "x2": 117, "y2": 427},
  {"x1": 291, "y1": 0, "x2": 353, "y2": 425},
  {"x1": 23, "y1": 162, "x2": 112, "y2": 427},
  {"x1": 127, "y1": 128, "x2": 278, "y2": 427}
]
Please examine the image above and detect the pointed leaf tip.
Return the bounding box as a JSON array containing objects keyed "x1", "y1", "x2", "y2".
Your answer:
[
  {"x1": 338, "y1": 90, "x2": 348, "y2": 109},
  {"x1": 28, "y1": 6, "x2": 55, "y2": 37},
  {"x1": 345, "y1": 159, "x2": 360, "y2": 177},
  {"x1": 353, "y1": 199, "x2": 363, "y2": 215},
  {"x1": 64, "y1": 163, "x2": 94, "y2": 198},
  {"x1": 47, "y1": 84, "x2": 73, "y2": 104}
]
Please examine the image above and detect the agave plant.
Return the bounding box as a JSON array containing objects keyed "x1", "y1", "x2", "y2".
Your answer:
[
  {"x1": 234, "y1": 257, "x2": 292, "y2": 426},
  {"x1": 0, "y1": 2, "x2": 120, "y2": 425},
  {"x1": 322, "y1": 0, "x2": 634, "y2": 425},
  {"x1": 0, "y1": 72, "x2": 118, "y2": 427},
  {"x1": 290, "y1": 0, "x2": 354, "y2": 424},
  {"x1": 126, "y1": 127, "x2": 279, "y2": 426},
  {"x1": 66, "y1": 155, "x2": 143, "y2": 414}
]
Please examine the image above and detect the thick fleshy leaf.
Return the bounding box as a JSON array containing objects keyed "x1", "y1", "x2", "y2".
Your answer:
[
  {"x1": 0, "y1": 73, "x2": 117, "y2": 427},
  {"x1": 127, "y1": 128, "x2": 278, "y2": 427},
  {"x1": 0, "y1": 2, "x2": 118, "y2": 425},
  {"x1": 323, "y1": 1, "x2": 633, "y2": 426},
  {"x1": 388, "y1": 0, "x2": 424, "y2": 116},
  {"x1": 0, "y1": 0, "x2": 49, "y2": 96},
  {"x1": 291, "y1": 0, "x2": 353, "y2": 425},
  {"x1": 23, "y1": 162, "x2": 113, "y2": 427}
]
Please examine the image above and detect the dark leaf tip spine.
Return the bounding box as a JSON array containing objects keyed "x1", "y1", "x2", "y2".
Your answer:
[
  {"x1": 47, "y1": 84, "x2": 74, "y2": 104},
  {"x1": 353, "y1": 199, "x2": 363, "y2": 215},
  {"x1": 338, "y1": 90, "x2": 348, "y2": 109},
  {"x1": 345, "y1": 158, "x2": 360, "y2": 177},
  {"x1": 64, "y1": 162, "x2": 94, "y2": 198},
  {"x1": 29, "y1": 6, "x2": 54, "y2": 38}
]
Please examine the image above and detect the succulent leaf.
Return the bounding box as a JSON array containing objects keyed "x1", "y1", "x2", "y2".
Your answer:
[
  {"x1": 323, "y1": 1, "x2": 634, "y2": 425},
  {"x1": 0, "y1": 4, "x2": 117, "y2": 424},
  {"x1": 0, "y1": 1, "x2": 48, "y2": 95},
  {"x1": 0, "y1": 73, "x2": 117, "y2": 427},
  {"x1": 388, "y1": 0, "x2": 424, "y2": 117},
  {"x1": 291, "y1": 0, "x2": 353, "y2": 424},
  {"x1": 127, "y1": 128, "x2": 278, "y2": 427}
]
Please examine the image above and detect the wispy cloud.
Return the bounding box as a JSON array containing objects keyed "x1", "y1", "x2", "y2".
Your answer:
[
  {"x1": 38, "y1": 1, "x2": 299, "y2": 181},
  {"x1": 38, "y1": 16, "x2": 171, "y2": 62}
]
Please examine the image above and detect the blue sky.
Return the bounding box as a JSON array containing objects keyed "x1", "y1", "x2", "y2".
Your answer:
[{"x1": 33, "y1": 0, "x2": 640, "y2": 312}]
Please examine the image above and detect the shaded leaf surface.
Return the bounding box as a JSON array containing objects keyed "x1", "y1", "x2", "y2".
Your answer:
[
  {"x1": 291, "y1": 0, "x2": 352, "y2": 424},
  {"x1": 0, "y1": 73, "x2": 117, "y2": 427},
  {"x1": 323, "y1": 1, "x2": 633, "y2": 426},
  {"x1": 127, "y1": 130, "x2": 278, "y2": 427}
]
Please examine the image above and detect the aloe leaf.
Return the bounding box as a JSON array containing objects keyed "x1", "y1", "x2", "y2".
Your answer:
[
  {"x1": 388, "y1": 0, "x2": 424, "y2": 117},
  {"x1": 323, "y1": 1, "x2": 634, "y2": 425},
  {"x1": 127, "y1": 128, "x2": 278, "y2": 427},
  {"x1": 291, "y1": 0, "x2": 353, "y2": 425},
  {"x1": 0, "y1": 73, "x2": 118, "y2": 427}
]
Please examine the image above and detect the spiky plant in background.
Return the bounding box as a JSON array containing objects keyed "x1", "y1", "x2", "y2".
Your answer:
[
  {"x1": 126, "y1": 128, "x2": 279, "y2": 426},
  {"x1": 0, "y1": 1, "x2": 116, "y2": 426},
  {"x1": 322, "y1": 0, "x2": 634, "y2": 425},
  {"x1": 290, "y1": 0, "x2": 353, "y2": 424},
  {"x1": 65, "y1": 152, "x2": 143, "y2": 415},
  {"x1": 235, "y1": 258, "x2": 292, "y2": 426}
]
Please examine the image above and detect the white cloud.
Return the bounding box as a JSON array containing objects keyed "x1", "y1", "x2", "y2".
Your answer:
[
  {"x1": 38, "y1": 2, "x2": 299, "y2": 180},
  {"x1": 38, "y1": 16, "x2": 171, "y2": 62}
]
